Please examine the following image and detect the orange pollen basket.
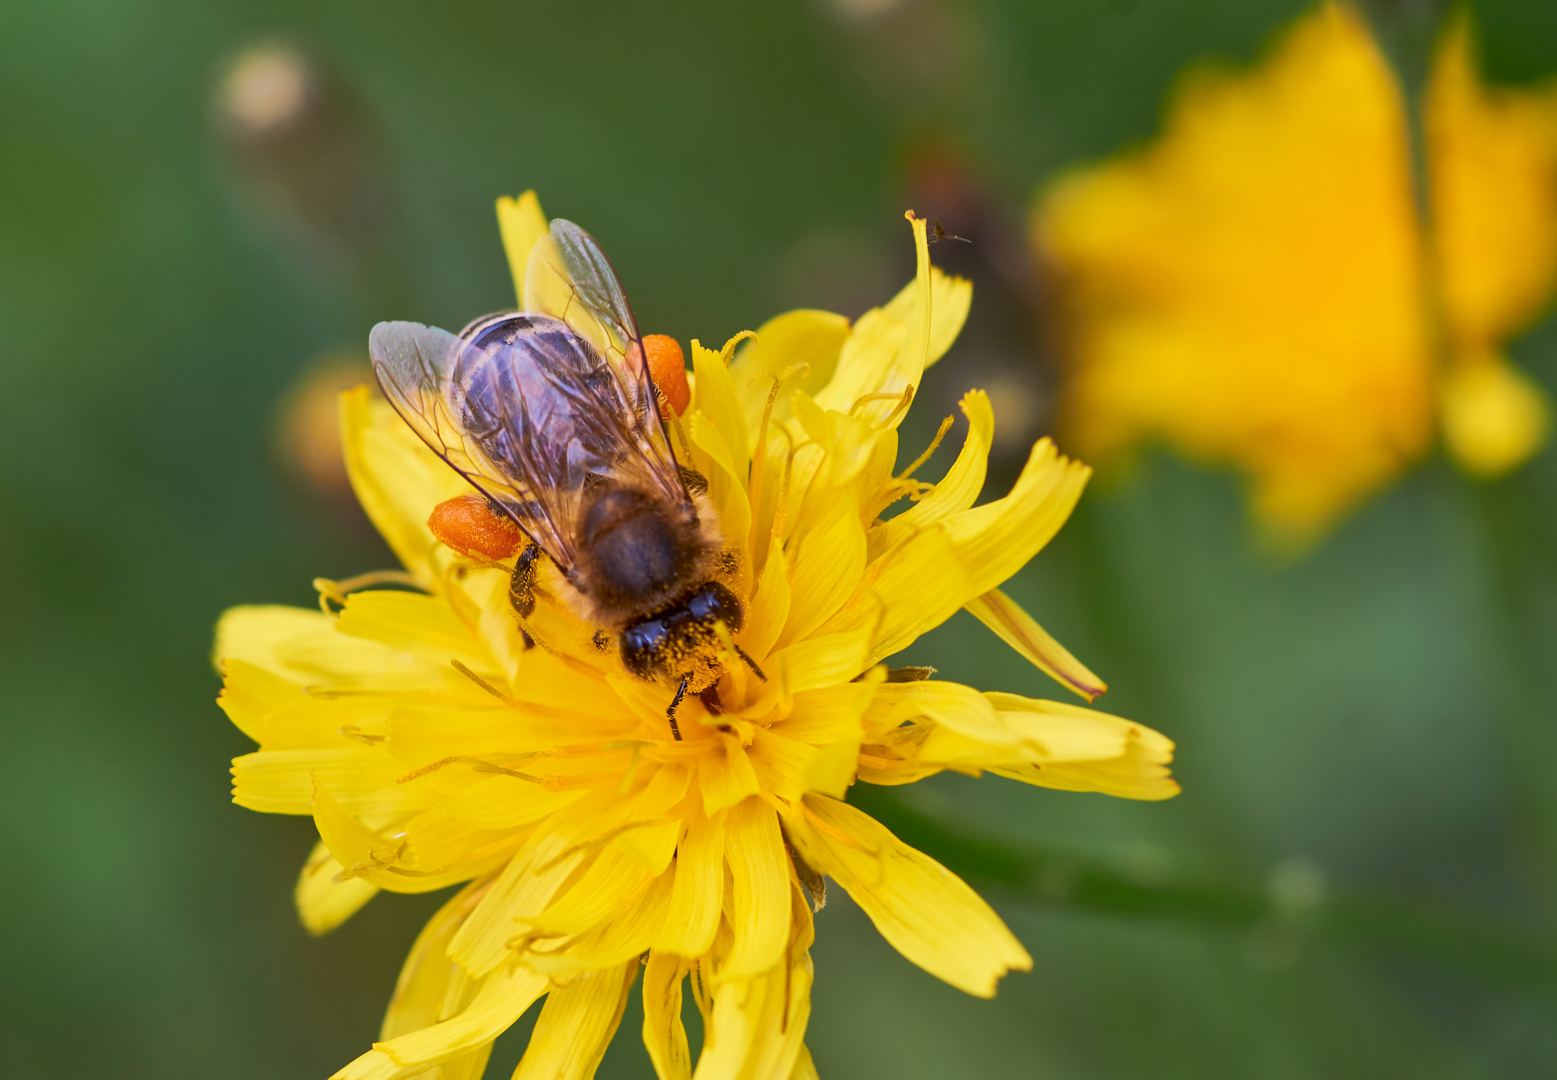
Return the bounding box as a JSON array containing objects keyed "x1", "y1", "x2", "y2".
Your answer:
[
  {"x1": 427, "y1": 494, "x2": 524, "y2": 560},
  {"x1": 643, "y1": 333, "x2": 689, "y2": 417}
]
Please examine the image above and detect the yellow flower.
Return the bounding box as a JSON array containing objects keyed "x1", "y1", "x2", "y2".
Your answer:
[
  {"x1": 1034, "y1": 3, "x2": 1555, "y2": 543},
  {"x1": 216, "y1": 192, "x2": 1177, "y2": 1080}
]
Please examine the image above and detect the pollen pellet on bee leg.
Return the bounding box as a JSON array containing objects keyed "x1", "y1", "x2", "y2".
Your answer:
[
  {"x1": 427, "y1": 494, "x2": 524, "y2": 560},
  {"x1": 643, "y1": 334, "x2": 689, "y2": 418}
]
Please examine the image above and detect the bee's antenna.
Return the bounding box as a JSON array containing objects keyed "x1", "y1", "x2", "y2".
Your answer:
[
  {"x1": 665, "y1": 676, "x2": 688, "y2": 741},
  {"x1": 711, "y1": 621, "x2": 767, "y2": 686},
  {"x1": 733, "y1": 643, "x2": 768, "y2": 683}
]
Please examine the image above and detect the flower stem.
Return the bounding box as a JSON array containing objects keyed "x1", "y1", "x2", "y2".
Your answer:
[{"x1": 852, "y1": 783, "x2": 1557, "y2": 996}]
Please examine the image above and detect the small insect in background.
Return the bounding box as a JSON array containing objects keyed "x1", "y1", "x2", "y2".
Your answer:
[{"x1": 369, "y1": 219, "x2": 763, "y2": 739}]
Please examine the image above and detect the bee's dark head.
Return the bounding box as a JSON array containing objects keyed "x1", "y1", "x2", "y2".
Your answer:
[{"x1": 580, "y1": 487, "x2": 700, "y2": 608}]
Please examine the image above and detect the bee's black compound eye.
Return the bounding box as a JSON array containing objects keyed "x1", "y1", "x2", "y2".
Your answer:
[
  {"x1": 619, "y1": 618, "x2": 669, "y2": 680},
  {"x1": 685, "y1": 581, "x2": 742, "y2": 633},
  {"x1": 619, "y1": 581, "x2": 744, "y2": 682}
]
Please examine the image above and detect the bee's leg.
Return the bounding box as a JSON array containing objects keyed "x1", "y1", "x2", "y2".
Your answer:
[
  {"x1": 508, "y1": 544, "x2": 549, "y2": 653},
  {"x1": 665, "y1": 675, "x2": 689, "y2": 741},
  {"x1": 733, "y1": 643, "x2": 767, "y2": 682},
  {"x1": 714, "y1": 548, "x2": 740, "y2": 580},
  {"x1": 678, "y1": 466, "x2": 709, "y2": 496},
  {"x1": 591, "y1": 630, "x2": 609, "y2": 652},
  {"x1": 508, "y1": 544, "x2": 541, "y2": 617}
]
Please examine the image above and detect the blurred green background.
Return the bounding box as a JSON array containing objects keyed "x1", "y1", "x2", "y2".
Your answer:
[{"x1": 4, "y1": 0, "x2": 1557, "y2": 1076}]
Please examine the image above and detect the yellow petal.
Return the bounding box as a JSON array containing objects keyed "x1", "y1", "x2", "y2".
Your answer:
[
  {"x1": 217, "y1": 602, "x2": 449, "y2": 690},
  {"x1": 719, "y1": 798, "x2": 791, "y2": 980},
  {"x1": 458, "y1": 770, "x2": 690, "y2": 957},
  {"x1": 449, "y1": 829, "x2": 588, "y2": 977},
  {"x1": 642, "y1": 952, "x2": 692, "y2": 1080},
  {"x1": 692, "y1": 946, "x2": 813, "y2": 1080},
  {"x1": 536, "y1": 869, "x2": 677, "y2": 974},
  {"x1": 525, "y1": 849, "x2": 656, "y2": 938},
  {"x1": 801, "y1": 735, "x2": 862, "y2": 800},
  {"x1": 789, "y1": 1045, "x2": 820, "y2": 1080},
  {"x1": 813, "y1": 217, "x2": 971, "y2": 428},
  {"x1": 249, "y1": 689, "x2": 394, "y2": 751},
  {"x1": 986, "y1": 692, "x2": 1168, "y2": 759},
  {"x1": 341, "y1": 388, "x2": 465, "y2": 583},
  {"x1": 1036, "y1": 2, "x2": 1433, "y2": 541},
  {"x1": 770, "y1": 628, "x2": 872, "y2": 699},
  {"x1": 687, "y1": 410, "x2": 752, "y2": 573},
  {"x1": 295, "y1": 839, "x2": 379, "y2": 935},
  {"x1": 875, "y1": 389, "x2": 994, "y2": 553},
  {"x1": 963, "y1": 589, "x2": 1107, "y2": 701},
  {"x1": 991, "y1": 738, "x2": 1180, "y2": 801},
  {"x1": 214, "y1": 605, "x2": 333, "y2": 680},
  {"x1": 651, "y1": 811, "x2": 725, "y2": 958},
  {"x1": 513, "y1": 962, "x2": 638, "y2": 1080},
  {"x1": 397, "y1": 806, "x2": 523, "y2": 873},
  {"x1": 497, "y1": 190, "x2": 548, "y2": 304},
  {"x1": 935, "y1": 439, "x2": 1089, "y2": 609},
  {"x1": 1427, "y1": 16, "x2": 1557, "y2": 352},
  {"x1": 786, "y1": 795, "x2": 1030, "y2": 997},
  {"x1": 612, "y1": 815, "x2": 683, "y2": 875},
  {"x1": 828, "y1": 438, "x2": 1090, "y2": 666},
  {"x1": 381, "y1": 879, "x2": 491, "y2": 1038},
  {"x1": 772, "y1": 681, "x2": 877, "y2": 747},
  {"x1": 915, "y1": 693, "x2": 1157, "y2": 761},
  {"x1": 517, "y1": 770, "x2": 687, "y2": 936},
  {"x1": 701, "y1": 734, "x2": 762, "y2": 816},
  {"x1": 865, "y1": 680, "x2": 1014, "y2": 746},
  {"x1": 691, "y1": 339, "x2": 752, "y2": 487},
  {"x1": 824, "y1": 526, "x2": 968, "y2": 664},
  {"x1": 776, "y1": 502, "x2": 867, "y2": 651},
  {"x1": 747, "y1": 728, "x2": 817, "y2": 803},
  {"x1": 331, "y1": 959, "x2": 548, "y2": 1080},
  {"x1": 741, "y1": 539, "x2": 791, "y2": 665},
  {"x1": 423, "y1": 774, "x2": 578, "y2": 833},
  {"x1": 311, "y1": 782, "x2": 476, "y2": 894},
  {"x1": 1439, "y1": 351, "x2": 1550, "y2": 477},
  {"x1": 333, "y1": 589, "x2": 490, "y2": 670},
  {"x1": 384, "y1": 695, "x2": 569, "y2": 770},
  {"x1": 729, "y1": 308, "x2": 852, "y2": 432},
  {"x1": 217, "y1": 657, "x2": 302, "y2": 742},
  {"x1": 233, "y1": 747, "x2": 415, "y2": 816}
]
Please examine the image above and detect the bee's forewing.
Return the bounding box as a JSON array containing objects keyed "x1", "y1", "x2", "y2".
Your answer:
[
  {"x1": 368, "y1": 224, "x2": 692, "y2": 582},
  {"x1": 525, "y1": 220, "x2": 676, "y2": 463},
  {"x1": 368, "y1": 319, "x2": 556, "y2": 546}
]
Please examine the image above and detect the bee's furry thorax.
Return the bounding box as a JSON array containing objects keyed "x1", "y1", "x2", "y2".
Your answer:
[{"x1": 561, "y1": 486, "x2": 723, "y2": 630}]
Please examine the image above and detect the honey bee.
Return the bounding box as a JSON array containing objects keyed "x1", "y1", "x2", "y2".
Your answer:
[{"x1": 368, "y1": 218, "x2": 761, "y2": 738}]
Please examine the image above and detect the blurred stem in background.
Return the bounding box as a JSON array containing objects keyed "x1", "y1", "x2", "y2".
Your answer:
[
  {"x1": 1470, "y1": 468, "x2": 1557, "y2": 922},
  {"x1": 213, "y1": 41, "x2": 414, "y2": 518},
  {"x1": 213, "y1": 41, "x2": 414, "y2": 319},
  {"x1": 853, "y1": 782, "x2": 1557, "y2": 998}
]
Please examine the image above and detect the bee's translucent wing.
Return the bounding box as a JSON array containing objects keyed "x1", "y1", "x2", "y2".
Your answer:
[
  {"x1": 369, "y1": 319, "x2": 569, "y2": 560},
  {"x1": 524, "y1": 219, "x2": 679, "y2": 484},
  {"x1": 370, "y1": 314, "x2": 689, "y2": 574}
]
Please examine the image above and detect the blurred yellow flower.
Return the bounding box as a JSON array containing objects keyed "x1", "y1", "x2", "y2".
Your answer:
[
  {"x1": 1034, "y1": 3, "x2": 1556, "y2": 542},
  {"x1": 216, "y1": 195, "x2": 1177, "y2": 1079}
]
